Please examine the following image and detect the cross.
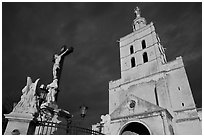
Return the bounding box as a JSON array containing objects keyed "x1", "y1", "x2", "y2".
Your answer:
[{"x1": 52, "y1": 45, "x2": 74, "y2": 81}]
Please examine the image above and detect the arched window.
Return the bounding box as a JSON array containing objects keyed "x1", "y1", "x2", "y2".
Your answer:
[
  {"x1": 131, "y1": 57, "x2": 136, "y2": 68},
  {"x1": 130, "y1": 45, "x2": 134, "y2": 54},
  {"x1": 142, "y1": 40, "x2": 146, "y2": 49},
  {"x1": 143, "y1": 52, "x2": 148, "y2": 63}
]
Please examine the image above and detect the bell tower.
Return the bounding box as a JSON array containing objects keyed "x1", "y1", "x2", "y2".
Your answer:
[{"x1": 119, "y1": 7, "x2": 167, "y2": 83}]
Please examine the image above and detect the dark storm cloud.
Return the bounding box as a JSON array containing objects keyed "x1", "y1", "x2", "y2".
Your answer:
[{"x1": 2, "y1": 2, "x2": 202, "y2": 128}]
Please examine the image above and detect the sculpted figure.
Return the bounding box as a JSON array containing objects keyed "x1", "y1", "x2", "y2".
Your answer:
[
  {"x1": 46, "y1": 79, "x2": 58, "y2": 103},
  {"x1": 52, "y1": 46, "x2": 73, "y2": 80},
  {"x1": 101, "y1": 114, "x2": 111, "y2": 134},
  {"x1": 13, "y1": 77, "x2": 40, "y2": 114},
  {"x1": 134, "y1": 7, "x2": 141, "y2": 18},
  {"x1": 40, "y1": 46, "x2": 73, "y2": 109}
]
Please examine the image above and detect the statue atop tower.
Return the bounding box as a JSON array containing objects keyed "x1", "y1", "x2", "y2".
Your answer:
[{"x1": 134, "y1": 6, "x2": 141, "y2": 18}]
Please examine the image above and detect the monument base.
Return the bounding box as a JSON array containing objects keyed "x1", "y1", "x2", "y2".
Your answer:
[{"x1": 4, "y1": 112, "x2": 37, "y2": 135}]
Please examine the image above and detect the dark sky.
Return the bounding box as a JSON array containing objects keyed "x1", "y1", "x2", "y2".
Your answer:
[{"x1": 2, "y1": 2, "x2": 202, "y2": 128}]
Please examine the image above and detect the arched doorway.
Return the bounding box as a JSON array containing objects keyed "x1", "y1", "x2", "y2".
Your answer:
[{"x1": 120, "y1": 122, "x2": 151, "y2": 135}]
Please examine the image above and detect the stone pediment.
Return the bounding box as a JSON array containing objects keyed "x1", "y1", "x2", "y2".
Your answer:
[{"x1": 110, "y1": 94, "x2": 164, "y2": 120}]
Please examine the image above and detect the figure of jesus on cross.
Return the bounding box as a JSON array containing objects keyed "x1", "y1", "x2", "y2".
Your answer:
[
  {"x1": 52, "y1": 45, "x2": 74, "y2": 80},
  {"x1": 40, "y1": 45, "x2": 73, "y2": 107}
]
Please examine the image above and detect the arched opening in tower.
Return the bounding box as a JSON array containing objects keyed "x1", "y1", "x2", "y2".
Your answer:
[
  {"x1": 143, "y1": 52, "x2": 148, "y2": 63},
  {"x1": 142, "y1": 40, "x2": 146, "y2": 49},
  {"x1": 130, "y1": 45, "x2": 134, "y2": 54},
  {"x1": 120, "y1": 122, "x2": 151, "y2": 135},
  {"x1": 131, "y1": 57, "x2": 136, "y2": 68}
]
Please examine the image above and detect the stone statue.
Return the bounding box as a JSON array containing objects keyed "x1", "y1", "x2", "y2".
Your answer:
[
  {"x1": 101, "y1": 114, "x2": 111, "y2": 134},
  {"x1": 39, "y1": 79, "x2": 58, "y2": 110},
  {"x1": 46, "y1": 79, "x2": 58, "y2": 103},
  {"x1": 40, "y1": 46, "x2": 74, "y2": 110},
  {"x1": 134, "y1": 7, "x2": 141, "y2": 18},
  {"x1": 52, "y1": 46, "x2": 74, "y2": 80},
  {"x1": 13, "y1": 77, "x2": 40, "y2": 115}
]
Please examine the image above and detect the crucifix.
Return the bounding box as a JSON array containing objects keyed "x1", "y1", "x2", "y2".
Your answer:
[
  {"x1": 50, "y1": 45, "x2": 73, "y2": 102},
  {"x1": 52, "y1": 45, "x2": 74, "y2": 82},
  {"x1": 40, "y1": 45, "x2": 74, "y2": 106}
]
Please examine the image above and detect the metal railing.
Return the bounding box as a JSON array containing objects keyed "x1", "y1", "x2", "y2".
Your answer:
[{"x1": 35, "y1": 121, "x2": 104, "y2": 135}]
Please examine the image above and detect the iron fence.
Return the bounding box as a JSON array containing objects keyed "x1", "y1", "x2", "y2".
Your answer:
[{"x1": 35, "y1": 121, "x2": 104, "y2": 135}]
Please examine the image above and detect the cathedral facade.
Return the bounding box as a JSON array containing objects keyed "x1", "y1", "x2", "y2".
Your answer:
[{"x1": 93, "y1": 7, "x2": 202, "y2": 135}]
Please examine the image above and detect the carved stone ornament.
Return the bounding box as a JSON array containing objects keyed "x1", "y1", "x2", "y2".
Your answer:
[
  {"x1": 101, "y1": 114, "x2": 111, "y2": 134},
  {"x1": 12, "y1": 77, "x2": 40, "y2": 115}
]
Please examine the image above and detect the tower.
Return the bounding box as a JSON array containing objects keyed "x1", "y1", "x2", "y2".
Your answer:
[
  {"x1": 119, "y1": 7, "x2": 167, "y2": 84},
  {"x1": 107, "y1": 7, "x2": 202, "y2": 135}
]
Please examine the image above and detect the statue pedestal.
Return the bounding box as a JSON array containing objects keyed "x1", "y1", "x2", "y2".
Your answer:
[{"x1": 4, "y1": 112, "x2": 37, "y2": 135}]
